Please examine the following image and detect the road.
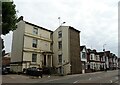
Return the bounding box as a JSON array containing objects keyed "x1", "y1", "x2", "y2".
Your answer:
[
  {"x1": 2, "y1": 70, "x2": 119, "y2": 85},
  {"x1": 42, "y1": 70, "x2": 119, "y2": 83}
]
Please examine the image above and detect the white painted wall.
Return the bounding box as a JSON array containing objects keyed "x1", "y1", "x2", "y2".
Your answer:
[
  {"x1": 53, "y1": 26, "x2": 71, "y2": 74},
  {"x1": 24, "y1": 23, "x2": 51, "y2": 52},
  {"x1": 11, "y1": 20, "x2": 25, "y2": 62},
  {"x1": 11, "y1": 20, "x2": 52, "y2": 72},
  {"x1": 25, "y1": 23, "x2": 51, "y2": 39}
]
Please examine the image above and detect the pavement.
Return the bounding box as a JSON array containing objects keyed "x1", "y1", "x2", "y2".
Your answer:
[{"x1": 2, "y1": 74, "x2": 62, "y2": 83}]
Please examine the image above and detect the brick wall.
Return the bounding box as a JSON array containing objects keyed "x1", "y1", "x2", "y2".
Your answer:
[
  {"x1": 2, "y1": 57, "x2": 10, "y2": 66},
  {"x1": 69, "y1": 27, "x2": 82, "y2": 74}
]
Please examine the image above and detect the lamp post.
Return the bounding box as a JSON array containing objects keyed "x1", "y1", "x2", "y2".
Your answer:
[{"x1": 61, "y1": 22, "x2": 66, "y2": 26}]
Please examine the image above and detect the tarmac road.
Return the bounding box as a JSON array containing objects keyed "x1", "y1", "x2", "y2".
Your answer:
[{"x1": 2, "y1": 70, "x2": 119, "y2": 85}]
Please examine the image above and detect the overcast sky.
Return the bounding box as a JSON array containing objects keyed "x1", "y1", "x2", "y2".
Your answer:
[{"x1": 1, "y1": 0, "x2": 119, "y2": 56}]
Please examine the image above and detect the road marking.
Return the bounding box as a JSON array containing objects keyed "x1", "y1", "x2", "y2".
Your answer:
[
  {"x1": 73, "y1": 80, "x2": 78, "y2": 83},
  {"x1": 110, "y1": 80, "x2": 112, "y2": 83},
  {"x1": 11, "y1": 77, "x2": 15, "y2": 79},
  {"x1": 115, "y1": 81, "x2": 118, "y2": 83},
  {"x1": 45, "y1": 78, "x2": 60, "y2": 82},
  {"x1": 97, "y1": 77, "x2": 101, "y2": 79},
  {"x1": 115, "y1": 77, "x2": 118, "y2": 79},
  {"x1": 89, "y1": 78, "x2": 91, "y2": 80},
  {"x1": 48, "y1": 76, "x2": 50, "y2": 78}
]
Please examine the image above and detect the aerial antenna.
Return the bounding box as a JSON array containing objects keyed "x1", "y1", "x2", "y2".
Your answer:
[
  {"x1": 58, "y1": 17, "x2": 61, "y2": 26},
  {"x1": 91, "y1": 45, "x2": 92, "y2": 50}
]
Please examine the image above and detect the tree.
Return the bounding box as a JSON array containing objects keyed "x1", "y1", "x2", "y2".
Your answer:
[
  {"x1": 2, "y1": 38, "x2": 4, "y2": 49},
  {"x1": 2, "y1": 39, "x2": 5, "y2": 57},
  {"x1": 1, "y1": 2, "x2": 17, "y2": 56},
  {"x1": 2, "y1": 2, "x2": 17, "y2": 35}
]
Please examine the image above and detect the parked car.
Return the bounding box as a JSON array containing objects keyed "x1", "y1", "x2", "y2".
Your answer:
[
  {"x1": 2, "y1": 67, "x2": 8, "y2": 75},
  {"x1": 26, "y1": 67, "x2": 43, "y2": 78}
]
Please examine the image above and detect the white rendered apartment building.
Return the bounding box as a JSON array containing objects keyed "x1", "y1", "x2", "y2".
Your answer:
[
  {"x1": 11, "y1": 17, "x2": 53, "y2": 72},
  {"x1": 53, "y1": 26, "x2": 82, "y2": 75}
]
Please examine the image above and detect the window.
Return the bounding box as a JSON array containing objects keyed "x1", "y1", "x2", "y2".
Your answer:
[
  {"x1": 58, "y1": 55, "x2": 62, "y2": 64},
  {"x1": 96, "y1": 55, "x2": 99, "y2": 61},
  {"x1": 58, "y1": 31, "x2": 62, "y2": 38},
  {"x1": 32, "y1": 54, "x2": 37, "y2": 62},
  {"x1": 103, "y1": 56, "x2": 105, "y2": 61},
  {"x1": 90, "y1": 63, "x2": 93, "y2": 69},
  {"x1": 86, "y1": 63, "x2": 88, "y2": 69},
  {"x1": 33, "y1": 27, "x2": 38, "y2": 35},
  {"x1": 44, "y1": 55, "x2": 46, "y2": 66},
  {"x1": 101, "y1": 57, "x2": 103, "y2": 61},
  {"x1": 97, "y1": 56, "x2": 99, "y2": 61},
  {"x1": 82, "y1": 52, "x2": 86, "y2": 59},
  {"x1": 90, "y1": 55, "x2": 93, "y2": 60},
  {"x1": 58, "y1": 41, "x2": 62, "y2": 49},
  {"x1": 32, "y1": 38, "x2": 37, "y2": 48}
]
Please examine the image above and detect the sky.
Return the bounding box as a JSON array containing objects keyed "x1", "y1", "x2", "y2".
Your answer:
[{"x1": 1, "y1": 0, "x2": 119, "y2": 56}]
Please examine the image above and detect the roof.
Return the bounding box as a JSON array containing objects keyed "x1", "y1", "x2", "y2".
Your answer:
[
  {"x1": 18, "y1": 16, "x2": 53, "y2": 32},
  {"x1": 24, "y1": 21, "x2": 53, "y2": 32},
  {"x1": 69, "y1": 26, "x2": 80, "y2": 32},
  {"x1": 97, "y1": 52, "x2": 104, "y2": 57},
  {"x1": 80, "y1": 45, "x2": 86, "y2": 51},
  {"x1": 87, "y1": 49, "x2": 97, "y2": 54},
  {"x1": 3, "y1": 53, "x2": 11, "y2": 57},
  {"x1": 87, "y1": 49, "x2": 91, "y2": 54},
  {"x1": 57, "y1": 26, "x2": 81, "y2": 32}
]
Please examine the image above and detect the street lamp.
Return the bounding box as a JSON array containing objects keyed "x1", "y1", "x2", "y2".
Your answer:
[
  {"x1": 58, "y1": 17, "x2": 66, "y2": 26},
  {"x1": 61, "y1": 22, "x2": 66, "y2": 26}
]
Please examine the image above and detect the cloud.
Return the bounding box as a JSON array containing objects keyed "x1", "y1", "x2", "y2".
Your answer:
[
  {"x1": 1, "y1": 31, "x2": 13, "y2": 53},
  {"x1": 2, "y1": 0, "x2": 119, "y2": 56}
]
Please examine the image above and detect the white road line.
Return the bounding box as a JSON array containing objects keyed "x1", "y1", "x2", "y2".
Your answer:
[
  {"x1": 97, "y1": 77, "x2": 101, "y2": 79},
  {"x1": 110, "y1": 80, "x2": 112, "y2": 83},
  {"x1": 115, "y1": 77, "x2": 118, "y2": 79},
  {"x1": 45, "y1": 78, "x2": 60, "y2": 82},
  {"x1": 89, "y1": 78, "x2": 91, "y2": 80},
  {"x1": 11, "y1": 77, "x2": 15, "y2": 79},
  {"x1": 115, "y1": 81, "x2": 118, "y2": 83},
  {"x1": 48, "y1": 76, "x2": 50, "y2": 78},
  {"x1": 73, "y1": 80, "x2": 78, "y2": 83}
]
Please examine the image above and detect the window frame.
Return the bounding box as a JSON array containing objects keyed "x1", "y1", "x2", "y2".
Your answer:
[
  {"x1": 58, "y1": 41, "x2": 62, "y2": 50},
  {"x1": 82, "y1": 52, "x2": 86, "y2": 59},
  {"x1": 58, "y1": 54, "x2": 62, "y2": 64},
  {"x1": 32, "y1": 38, "x2": 38, "y2": 48},
  {"x1": 90, "y1": 54, "x2": 93, "y2": 60},
  {"x1": 58, "y1": 31, "x2": 62, "y2": 38},
  {"x1": 33, "y1": 27, "x2": 38, "y2": 35},
  {"x1": 32, "y1": 53, "x2": 37, "y2": 62}
]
